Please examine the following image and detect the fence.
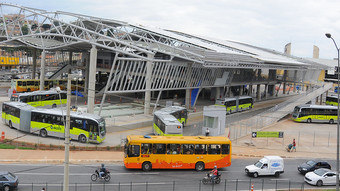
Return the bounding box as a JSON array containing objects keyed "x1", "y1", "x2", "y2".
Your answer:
[{"x1": 17, "y1": 179, "x2": 321, "y2": 191}]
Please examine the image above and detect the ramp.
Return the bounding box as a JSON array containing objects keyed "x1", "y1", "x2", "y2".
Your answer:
[{"x1": 48, "y1": 63, "x2": 71, "y2": 79}]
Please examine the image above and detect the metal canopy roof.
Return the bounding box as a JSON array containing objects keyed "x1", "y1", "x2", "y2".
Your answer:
[{"x1": 0, "y1": 3, "x2": 328, "y2": 70}]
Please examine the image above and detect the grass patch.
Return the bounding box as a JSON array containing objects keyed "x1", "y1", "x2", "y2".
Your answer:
[{"x1": 0, "y1": 143, "x2": 36, "y2": 150}]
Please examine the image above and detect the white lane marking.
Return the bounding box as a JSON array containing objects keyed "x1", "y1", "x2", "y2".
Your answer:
[
  {"x1": 16, "y1": 172, "x2": 160, "y2": 176},
  {"x1": 20, "y1": 182, "x2": 167, "y2": 186}
]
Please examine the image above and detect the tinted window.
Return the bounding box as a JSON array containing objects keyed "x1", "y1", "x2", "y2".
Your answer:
[
  {"x1": 167, "y1": 144, "x2": 180, "y2": 154},
  {"x1": 141, "y1": 143, "x2": 152, "y2": 154},
  {"x1": 128, "y1": 145, "x2": 140, "y2": 157},
  {"x1": 208, "y1": 144, "x2": 221, "y2": 154},
  {"x1": 221, "y1": 144, "x2": 230, "y2": 154},
  {"x1": 153, "y1": 144, "x2": 166, "y2": 154},
  {"x1": 194, "y1": 144, "x2": 207, "y2": 154},
  {"x1": 182, "y1": 144, "x2": 194, "y2": 154},
  {"x1": 0, "y1": 175, "x2": 8, "y2": 181}
]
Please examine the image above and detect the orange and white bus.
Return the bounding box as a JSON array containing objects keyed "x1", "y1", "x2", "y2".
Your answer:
[{"x1": 124, "y1": 135, "x2": 232, "y2": 171}]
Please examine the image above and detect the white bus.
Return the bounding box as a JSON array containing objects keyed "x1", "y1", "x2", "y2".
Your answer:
[
  {"x1": 158, "y1": 106, "x2": 188, "y2": 126},
  {"x1": 153, "y1": 111, "x2": 183, "y2": 136}
]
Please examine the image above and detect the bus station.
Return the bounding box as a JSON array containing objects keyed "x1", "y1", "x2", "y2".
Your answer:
[{"x1": 1, "y1": 2, "x2": 340, "y2": 191}]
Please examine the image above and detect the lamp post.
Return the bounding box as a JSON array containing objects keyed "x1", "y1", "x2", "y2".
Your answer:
[{"x1": 326, "y1": 33, "x2": 340, "y2": 191}]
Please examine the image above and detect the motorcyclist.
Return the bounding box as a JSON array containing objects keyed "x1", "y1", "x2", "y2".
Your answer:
[
  {"x1": 99, "y1": 164, "x2": 106, "y2": 178},
  {"x1": 209, "y1": 166, "x2": 218, "y2": 180}
]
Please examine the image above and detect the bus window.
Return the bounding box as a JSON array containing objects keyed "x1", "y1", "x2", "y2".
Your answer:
[
  {"x1": 195, "y1": 144, "x2": 207, "y2": 154},
  {"x1": 23, "y1": 81, "x2": 26, "y2": 86},
  {"x1": 153, "y1": 144, "x2": 166, "y2": 154},
  {"x1": 27, "y1": 81, "x2": 34, "y2": 86},
  {"x1": 128, "y1": 145, "x2": 140, "y2": 157},
  {"x1": 182, "y1": 144, "x2": 194, "y2": 154},
  {"x1": 208, "y1": 144, "x2": 221, "y2": 154},
  {"x1": 35, "y1": 81, "x2": 39, "y2": 86},
  {"x1": 167, "y1": 144, "x2": 180, "y2": 154},
  {"x1": 17, "y1": 81, "x2": 23, "y2": 86},
  {"x1": 141, "y1": 143, "x2": 152, "y2": 154},
  {"x1": 221, "y1": 144, "x2": 230, "y2": 154}
]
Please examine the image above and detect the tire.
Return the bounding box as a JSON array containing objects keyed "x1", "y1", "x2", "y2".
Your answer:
[
  {"x1": 195, "y1": 162, "x2": 205, "y2": 171},
  {"x1": 52, "y1": 104, "x2": 57, "y2": 108},
  {"x1": 202, "y1": 178, "x2": 209, "y2": 185},
  {"x1": 142, "y1": 162, "x2": 152, "y2": 172},
  {"x1": 104, "y1": 174, "x2": 111, "y2": 182},
  {"x1": 316, "y1": 180, "x2": 323, "y2": 187},
  {"x1": 253, "y1": 172, "x2": 258, "y2": 178},
  {"x1": 27, "y1": 88, "x2": 31, "y2": 92},
  {"x1": 9, "y1": 120, "x2": 13, "y2": 129},
  {"x1": 215, "y1": 177, "x2": 221, "y2": 184},
  {"x1": 78, "y1": 134, "x2": 87, "y2": 143},
  {"x1": 40, "y1": 129, "x2": 47, "y2": 137},
  {"x1": 330, "y1": 119, "x2": 334, "y2": 124},
  {"x1": 275, "y1": 172, "x2": 280, "y2": 177},
  {"x1": 91, "y1": 173, "x2": 98, "y2": 181},
  {"x1": 3, "y1": 185, "x2": 10, "y2": 191},
  {"x1": 307, "y1": 118, "x2": 312, "y2": 123}
]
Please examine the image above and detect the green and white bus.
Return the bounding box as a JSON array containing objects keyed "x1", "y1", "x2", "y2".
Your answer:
[
  {"x1": 153, "y1": 111, "x2": 183, "y2": 136},
  {"x1": 10, "y1": 90, "x2": 67, "y2": 108},
  {"x1": 2, "y1": 102, "x2": 106, "y2": 143},
  {"x1": 216, "y1": 96, "x2": 253, "y2": 114},
  {"x1": 326, "y1": 95, "x2": 339, "y2": 106},
  {"x1": 292, "y1": 104, "x2": 337, "y2": 124},
  {"x1": 159, "y1": 106, "x2": 188, "y2": 126}
]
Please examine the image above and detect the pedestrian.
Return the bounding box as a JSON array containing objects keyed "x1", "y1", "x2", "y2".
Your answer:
[
  {"x1": 292, "y1": 138, "x2": 296, "y2": 152},
  {"x1": 205, "y1": 128, "x2": 210, "y2": 136}
]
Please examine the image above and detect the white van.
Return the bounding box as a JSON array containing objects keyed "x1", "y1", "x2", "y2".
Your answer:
[{"x1": 245, "y1": 156, "x2": 284, "y2": 178}]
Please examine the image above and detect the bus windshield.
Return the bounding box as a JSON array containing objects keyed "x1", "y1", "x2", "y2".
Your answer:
[
  {"x1": 99, "y1": 119, "x2": 106, "y2": 136},
  {"x1": 292, "y1": 106, "x2": 300, "y2": 118}
]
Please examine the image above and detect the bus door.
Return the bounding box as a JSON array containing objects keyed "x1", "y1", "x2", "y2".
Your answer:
[
  {"x1": 127, "y1": 144, "x2": 141, "y2": 168},
  {"x1": 166, "y1": 144, "x2": 181, "y2": 168},
  {"x1": 207, "y1": 144, "x2": 223, "y2": 169},
  {"x1": 194, "y1": 144, "x2": 207, "y2": 164}
]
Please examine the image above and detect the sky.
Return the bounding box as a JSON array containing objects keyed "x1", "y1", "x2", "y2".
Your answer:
[{"x1": 3, "y1": 0, "x2": 340, "y2": 59}]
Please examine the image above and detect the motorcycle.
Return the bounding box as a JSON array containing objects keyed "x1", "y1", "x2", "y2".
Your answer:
[
  {"x1": 91, "y1": 169, "x2": 111, "y2": 182},
  {"x1": 202, "y1": 172, "x2": 221, "y2": 184}
]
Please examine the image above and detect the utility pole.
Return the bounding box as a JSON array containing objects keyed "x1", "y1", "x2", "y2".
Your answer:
[{"x1": 63, "y1": 74, "x2": 72, "y2": 191}]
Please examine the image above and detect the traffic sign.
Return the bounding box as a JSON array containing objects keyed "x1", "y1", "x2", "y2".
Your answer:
[{"x1": 252, "y1": 131, "x2": 284, "y2": 138}]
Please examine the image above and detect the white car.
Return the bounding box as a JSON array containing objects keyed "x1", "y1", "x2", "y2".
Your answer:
[{"x1": 304, "y1": 168, "x2": 336, "y2": 186}]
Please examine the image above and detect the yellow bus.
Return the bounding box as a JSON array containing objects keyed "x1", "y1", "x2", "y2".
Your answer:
[
  {"x1": 12, "y1": 79, "x2": 84, "y2": 93},
  {"x1": 124, "y1": 135, "x2": 231, "y2": 171},
  {"x1": 0, "y1": 56, "x2": 19, "y2": 66}
]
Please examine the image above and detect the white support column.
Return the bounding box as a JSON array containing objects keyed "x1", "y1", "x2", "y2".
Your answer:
[
  {"x1": 32, "y1": 49, "x2": 37, "y2": 79},
  {"x1": 84, "y1": 52, "x2": 90, "y2": 95},
  {"x1": 256, "y1": 84, "x2": 261, "y2": 101},
  {"x1": 185, "y1": 63, "x2": 192, "y2": 110},
  {"x1": 144, "y1": 54, "x2": 153, "y2": 115},
  {"x1": 215, "y1": 87, "x2": 221, "y2": 100},
  {"x1": 265, "y1": 84, "x2": 268, "y2": 99},
  {"x1": 39, "y1": 50, "x2": 46, "y2": 91},
  {"x1": 87, "y1": 46, "x2": 97, "y2": 114}
]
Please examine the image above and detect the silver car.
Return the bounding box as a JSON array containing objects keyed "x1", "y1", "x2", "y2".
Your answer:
[
  {"x1": 0, "y1": 171, "x2": 19, "y2": 191},
  {"x1": 304, "y1": 168, "x2": 336, "y2": 187}
]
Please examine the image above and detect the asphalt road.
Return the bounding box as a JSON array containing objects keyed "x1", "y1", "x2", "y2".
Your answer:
[{"x1": 3, "y1": 158, "x2": 337, "y2": 191}]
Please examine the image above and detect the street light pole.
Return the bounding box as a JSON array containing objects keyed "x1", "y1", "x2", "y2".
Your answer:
[
  {"x1": 326, "y1": 33, "x2": 340, "y2": 191},
  {"x1": 63, "y1": 74, "x2": 72, "y2": 191}
]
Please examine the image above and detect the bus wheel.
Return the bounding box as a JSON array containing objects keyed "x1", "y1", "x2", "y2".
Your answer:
[
  {"x1": 27, "y1": 88, "x2": 31, "y2": 92},
  {"x1": 195, "y1": 162, "x2": 205, "y2": 171},
  {"x1": 330, "y1": 119, "x2": 334, "y2": 124},
  {"x1": 307, "y1": 118, "x2": 312, "y2": 123},
  {"x1": 142, "y1": 162, "x2": 152, "y2": 172},
  {"x1": 40, "y1": 129, "x2": 47, "y2": 137},
  {"x1": 9, "y1": 121, "x2": 13, "y2": 129},
  {"x1": 78, "y1": 135, "x2": 87, "y2": 143},
  {"x1": 52, "y1": 104, "x2": 57, "y2": 108}
]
